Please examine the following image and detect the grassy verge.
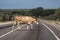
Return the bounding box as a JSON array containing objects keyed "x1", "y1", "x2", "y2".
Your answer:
[{"x1": 42, "y1": 19, "x2": 60, "y2": 25}]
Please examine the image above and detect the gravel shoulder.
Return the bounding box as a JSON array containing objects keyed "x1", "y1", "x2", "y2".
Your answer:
[{"x1": 42, "y1": 20, "x2": 60, "y2": 31}]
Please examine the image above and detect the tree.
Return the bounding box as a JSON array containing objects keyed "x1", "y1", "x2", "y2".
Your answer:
[
  {"x1": 30, "y1": 7, "x2": 44, "y2": 17},
  {"x1": 2, "y1": 16, "x2": 7, "y2": 21},
  {"x1": 42, "y1": 9, "x2": 55, "y2": 16},
  {"x1": 55, "y1": 8, "x2": 60, "y2": 20}
]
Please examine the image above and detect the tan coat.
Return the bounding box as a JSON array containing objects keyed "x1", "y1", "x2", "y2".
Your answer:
[{"x1": 14, "y1": 16, "x2": 37, "y2": 25}]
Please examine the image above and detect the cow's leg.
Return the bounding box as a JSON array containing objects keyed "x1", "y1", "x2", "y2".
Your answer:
[
  {"x1": 27, "y1": 22, "x2": 31, "y2": 30},
  {"x1": 17, "y1": 22, "x2": 21, "y2": 30},
  {"x1": 12, "y1": 21, "x2": 15, "y2": 30},
  {"x1": 12, "y1": 24, "x2": 15, "y2": 30},
  {"x1": 27, "y1": 25, "x2": 29, "y2": 30},
  {"x1": 28, "y1": 22, "x2": 33, "y2": 30},
  {"x1": 30, "y1": 24, "x2": 33, "y2": 29}
]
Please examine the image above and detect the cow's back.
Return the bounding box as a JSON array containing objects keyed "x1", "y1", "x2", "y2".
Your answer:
[{"x1": 14, "y1": 16, "x2": 37, "y2": 25}]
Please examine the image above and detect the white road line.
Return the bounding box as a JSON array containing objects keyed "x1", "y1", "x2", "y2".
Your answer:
[
  {"x1": 0, "y1": 24, "x2": 27, "y2": 38},
  {"x1": 42, "y1": 23, "x2": 60, "y2": 40}
]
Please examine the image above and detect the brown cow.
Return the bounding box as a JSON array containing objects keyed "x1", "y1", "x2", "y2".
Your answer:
[{"x1": 12, "y1": 16, "x2": 38, "y2": 30}]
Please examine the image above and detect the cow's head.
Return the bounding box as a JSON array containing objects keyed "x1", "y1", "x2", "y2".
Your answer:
[
  {"x1": 33, "y1": 19, "x2": 38, "y2": 24},
  {"x1": 34, "y1": 21, "x2": 38, "y2": 24}
]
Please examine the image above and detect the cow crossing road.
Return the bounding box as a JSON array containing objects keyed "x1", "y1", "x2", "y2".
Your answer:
[{"x1": 0, "y1": 22, "x2": 60, "y2": 40}]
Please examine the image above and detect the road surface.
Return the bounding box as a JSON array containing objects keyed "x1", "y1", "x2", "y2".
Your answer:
[{"x1": 0, "y1": 21, "x2": 60, "y2": 40}]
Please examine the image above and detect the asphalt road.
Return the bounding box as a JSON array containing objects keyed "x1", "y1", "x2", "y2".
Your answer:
[{"x1": 0, "y1": 22, "x2": 60, "y2": 40}]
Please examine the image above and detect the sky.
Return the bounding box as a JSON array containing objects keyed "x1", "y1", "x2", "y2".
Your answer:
[{"x1": 0, "y1": 0, "x2": 60, "y2": 9}]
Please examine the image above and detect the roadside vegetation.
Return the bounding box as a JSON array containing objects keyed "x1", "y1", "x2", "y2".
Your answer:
[{"x1": 0, "y1": 7, "x2": 60, "y2": 22}]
